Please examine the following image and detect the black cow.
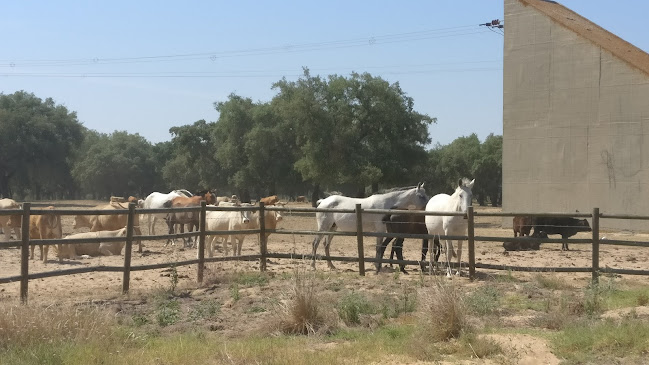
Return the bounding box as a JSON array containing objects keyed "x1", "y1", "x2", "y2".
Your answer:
[
  {"x1": 532, "y1": 216, "x2": 591, "y2": 251},
  {"x1": 503, "y1": 232, "x2": 547, "y2": 251}
]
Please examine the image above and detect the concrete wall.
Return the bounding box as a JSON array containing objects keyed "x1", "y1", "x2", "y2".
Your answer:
[{"x1": 503, "y1": 0, "x2": 649, "y2": 230}]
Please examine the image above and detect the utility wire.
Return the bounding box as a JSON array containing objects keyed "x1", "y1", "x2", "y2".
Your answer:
[{"x1": 0, "y1": 25, "x2": 494, "y2": 68}]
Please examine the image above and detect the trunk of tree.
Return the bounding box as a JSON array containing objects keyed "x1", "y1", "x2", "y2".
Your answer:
[
  {"x1": 0, "y1": 172, "x2": 10, "y2": 198},
  {"x1": 356, "y1": 185, "x2": 365, "y2": 198},
  {"x1": 311, "y1": 183, "x2": 320, "y2": 207},
  {"x1": 241, "y1": 189, "x2": 251, "y2": 203},
  {"x1": 477, "y1": 194, "x2": 485, "y2": 206},
  {"x1": 371, "y1": 182, "x2": 379, "y2": 194}
]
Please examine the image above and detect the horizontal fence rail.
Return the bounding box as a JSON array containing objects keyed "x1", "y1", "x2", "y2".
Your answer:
[{"x1": 1, "y1": 201, "x2": 649, "y2": 303}]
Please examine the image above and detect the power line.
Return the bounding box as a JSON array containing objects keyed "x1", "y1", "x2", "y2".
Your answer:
[{"x1": 0, "y1": 25, "x2": 494, "y2": 68}]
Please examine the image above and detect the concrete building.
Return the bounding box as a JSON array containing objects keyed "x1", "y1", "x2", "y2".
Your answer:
[{"x1": 503, "y1": 0, "x2": 649, "y2": 230}]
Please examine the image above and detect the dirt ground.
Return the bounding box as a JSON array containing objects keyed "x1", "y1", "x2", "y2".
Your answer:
[
  {"x1": 1, "y1": 202, "x2": 648, "y2": 304},
  {"x1": 1, "y1": 201, "x2": 649, "y2": 363}
]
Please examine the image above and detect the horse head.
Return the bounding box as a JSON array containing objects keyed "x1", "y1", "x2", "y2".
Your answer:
[
  {"x1": 453, "y1": 178, "x2": 475, "y2": 217},
  {"x1": 408, "y1": 182, "x2": 429, "y2": 209}
]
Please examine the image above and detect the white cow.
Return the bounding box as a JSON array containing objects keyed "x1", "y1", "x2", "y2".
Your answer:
[
  {"x1": 56, "y1": 228, "x2": 129, "y2": 258},
  {"x1": 0, "y1": 198, "x2": 21, "y2": 241},
  {"x1": 201, "y1": 209, "x2": 252, "y2": 258},
  {"x1": 142, "y1": 190, "x2": 193, "y2": 235}
]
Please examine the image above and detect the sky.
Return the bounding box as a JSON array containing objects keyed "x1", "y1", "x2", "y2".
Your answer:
[{"x1": 2, "y1": 1, "x2": 648, "y2": 148}]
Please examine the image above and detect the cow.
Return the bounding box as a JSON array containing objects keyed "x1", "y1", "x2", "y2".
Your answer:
[
  {"x1": 166, "y1": 192, "x2": 216, "y2": 247},
  {"x1": 230, "y1": 195, "x2": 240, "y2": 204},
  {"x1": 216, "y1": 196, "x2": 230, "y2": 204},
  {"x1": 296, "y1": 196, "x2": 308, "y2": 203},
  {"x1": 202, "y1": 209, "x2": 252, "y2": 258},
  {"x1": 513, "y1": 216, "x2": 533, "y2": 237},
  {"x1": 238, "y1": 204, "x2": 284, "y2": 256},
  {"x1": 503, "y1": 232, "x2": 547, "y2": 251},
  {"x1": 127, "y1": 196, "x2": 143, "y2": 207},
  {"x1": 260, "y1": 195, "x2": 279, "y2": 205},
  {"x1": 73, "y1": 203, "x2": 143, "y2": 252},
  {"x1": 29, "y1": 206, "x2": 63, "y2": 263},
  {"x1": 0, "y1": 198, "x2": 22, "y2": 241},
  {"x1": 56, "y1": 228, "x2": 129, "y2": 258},
  {"x1": 532, "y1": 216, "x2": 592, "y2": 251}
]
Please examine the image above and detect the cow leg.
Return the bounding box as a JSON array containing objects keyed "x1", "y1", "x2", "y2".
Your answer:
[
  {"x1": 376, "y1": 236, "x2": 393, "y2": 273},
  {"x1": 165, "y1": 217, "x2": 175, "y2": 246}
]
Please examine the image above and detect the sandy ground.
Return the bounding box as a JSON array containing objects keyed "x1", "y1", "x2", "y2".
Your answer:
[
  {"x1": 1, "y1": 202, "x2": 649, "y2": 302},
  {"x1": 2, "y1": 201, "x2": 649, "y2": 363}
]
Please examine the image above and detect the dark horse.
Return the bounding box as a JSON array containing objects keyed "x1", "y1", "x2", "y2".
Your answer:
[{"x1": 376, "y1": 213, "x2": 441, "y2": 274}]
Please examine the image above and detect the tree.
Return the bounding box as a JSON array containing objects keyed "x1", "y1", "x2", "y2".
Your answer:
[
  {"x1": 162, "y1": 120, "x2": 222, "y2": 192},
  {"x1": 72, "y1": 131, "x2": 158, "y2": 199},
  {"x1": 472, "y1": 134, "x2": 502, "y2": 206},
  {"x1": 0, "y1": 91, "x2": 84, "y2": 199}
]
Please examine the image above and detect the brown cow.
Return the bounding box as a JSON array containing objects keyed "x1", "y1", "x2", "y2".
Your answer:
[
  {"x1": 513, "y1": 216, "x2": 533, "y2": 237},
  {"x1": 74, "y1": 203, "x2": 143, "y2": 252},
  {"x1": 166, "y1": 192, "x2": 216, "y2": 247},
  {"x1": 296, "y1": 196, "x2": 307, "y2": 203},
  {"x1": 29, "y1": 206, "x2": 63, "y2": 263},
  {"x1": 260, "y1": 195, "x2": 279, "y2": 205},
  {"x1": 0, "y1": 198, "x2": 22, "y2": 241}
]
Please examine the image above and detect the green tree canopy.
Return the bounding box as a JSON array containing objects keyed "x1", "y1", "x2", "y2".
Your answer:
[{"x1": 0, "y1": 91, "x2": 84, "y2": 199}]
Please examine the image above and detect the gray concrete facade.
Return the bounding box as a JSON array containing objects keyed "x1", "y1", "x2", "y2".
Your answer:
[{"x1": 503, "y1": 0, "x2": 649, "y2": 230}]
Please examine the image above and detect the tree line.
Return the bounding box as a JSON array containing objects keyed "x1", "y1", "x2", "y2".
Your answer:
[{"x1": 0, "y1": 69, "x2": 502, "y2": 206}]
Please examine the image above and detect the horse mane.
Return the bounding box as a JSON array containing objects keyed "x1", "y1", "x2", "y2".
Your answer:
[{"x1": 381, "y1": 186, "x2": 418, "y2": 193}]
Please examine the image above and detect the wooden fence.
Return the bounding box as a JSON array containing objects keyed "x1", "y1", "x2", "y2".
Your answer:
[{"x1": 1, "y1": 202, "x2": 649, "y2": 304}]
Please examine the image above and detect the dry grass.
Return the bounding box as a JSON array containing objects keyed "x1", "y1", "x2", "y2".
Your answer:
[
  {"x1": 274, "y1": 267, "x2": 336, "y2": 335},
  {"x1": 417, "y1": 279, "x2": 470, "y2": 341},
  {"x1": 0, "y1": 303, "x2": 118, "y2": 349}
]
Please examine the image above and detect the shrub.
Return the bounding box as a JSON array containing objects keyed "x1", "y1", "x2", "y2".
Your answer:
[
  {"x1": 276, "y1": 267, "x2": 332, "y2": 335},
  {"x1": 338, "y1": 292, "x2": 374, "y2": 325},
  {"x1": 418, "y1": 280, "x2": 469, "y2": 341}
]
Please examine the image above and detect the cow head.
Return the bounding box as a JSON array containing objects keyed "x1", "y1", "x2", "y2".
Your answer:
[
  {"x1": 577, "y1": 219, "x2": 592, "y2": 232},
  {"x1": 73, "y1": 215, "x2": 92, "y2": 229}
]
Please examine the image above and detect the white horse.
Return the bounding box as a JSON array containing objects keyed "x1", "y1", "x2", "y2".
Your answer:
[
  {"x1": 142, "y1": 189, "x2": 193, "y2": 235},
  {"x1": 311, "y1": 183, "x2": 429, "y2": 270},
  {"x1": 424, "y1": 178, "x2": 475, "y2": 277}
]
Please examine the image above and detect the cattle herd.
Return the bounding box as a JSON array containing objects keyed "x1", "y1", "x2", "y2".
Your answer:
[
  {"x1": 0, "y1": 191, "x2": 285, "y2": 264},
  {"x1": 0, "y1": 187, "x2": 594, "y2": 275}
]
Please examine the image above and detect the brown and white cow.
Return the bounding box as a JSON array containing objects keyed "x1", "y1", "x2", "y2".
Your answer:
[
  {"x1": 74, "y1": 203, "x2": 143, "y2": 252},
  {"x1": 29, "y1": 206, "x2": 63, "y2": 263},
  {"x1": 0, "y1": 198, "x2": 22, "y2": 241}
]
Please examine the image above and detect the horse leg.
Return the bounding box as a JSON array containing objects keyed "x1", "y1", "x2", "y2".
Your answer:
[
  {"x1": 420, "y1": 239, "x2": 428, "y2": 271},
  {"x1": 455, "y1": 240, "x2": 463, "y2": 276},
  {"x1": 324, "y1": 234, "x2": 336, "y2": 270},
  {"x1": 376, "y1": 236, "x2": 392, "y2": 274},
  {"x1": 394, "y1": 238, "x2": 407, "y2": 274},
  {"x1": 433, "y1": 236, "x2": 441, "y2": 264},
  {"x1": 311, "y1": 234, "x2": 325, "y2": 268},
  {"x1": 445, "y1": 240, "x2": 454, "y2": 277}
]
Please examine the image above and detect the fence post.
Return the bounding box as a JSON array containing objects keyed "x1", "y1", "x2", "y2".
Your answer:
[
  {"x1": 467, "y1": 206, "x2": 476, "y2": 281},
  {"x1": 259, "y1": 202, "x2": 267, "y2": 272},
  {"x1": 197, "y1": 201, "x2": 206, "y2": 283},
  {"x1": 592, "y1": 207, "x2": 600, "y2": 285},
  {"x1": 356, "y1": 204, "x2": 365, "y2": 276},
  {"x1": 20, "y1": 202, "x2": 31, "y2": 305},
  {"x1": 122, "y1": 202, "x2": 135, "y2": 295}
]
